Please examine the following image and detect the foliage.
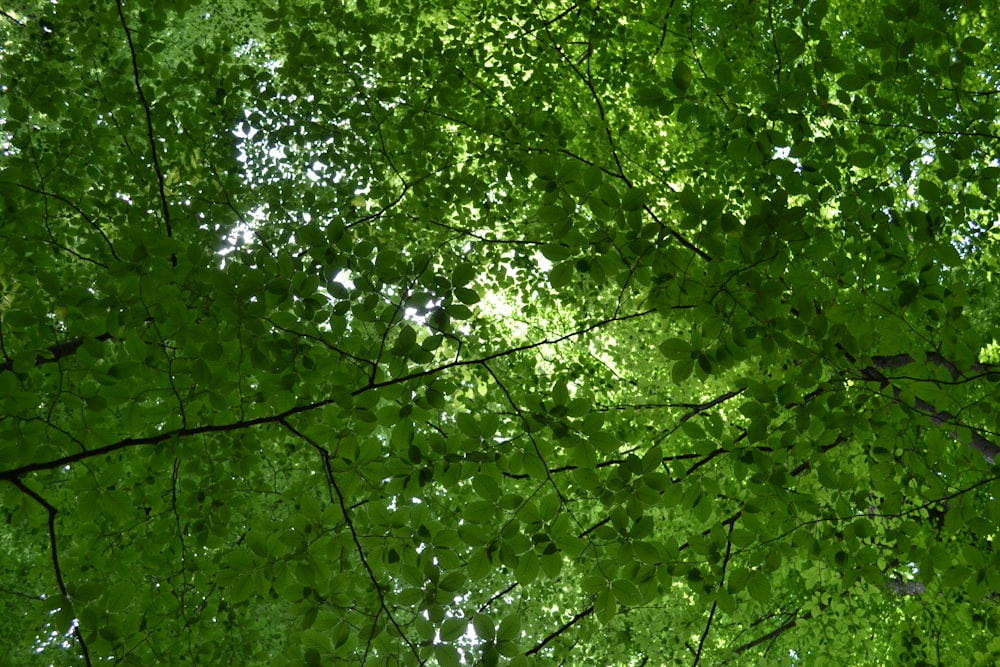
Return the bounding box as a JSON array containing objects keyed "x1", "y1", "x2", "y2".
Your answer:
[{"x1": 3, "y1": 0, "x2": 1000, "y2": 665}]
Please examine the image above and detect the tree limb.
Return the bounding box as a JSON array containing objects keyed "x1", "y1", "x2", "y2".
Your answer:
[
  {"x1": 525, "y1": 605, "x2": 594, "y2": 655},
  {"x1": 11, "y1": 479, "x2": 92, "y2": 666}
]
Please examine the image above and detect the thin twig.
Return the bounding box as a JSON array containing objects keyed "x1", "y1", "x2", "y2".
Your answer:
[
  {"x1": 11, "y1": 479, "x2": 92, "y2": 666},
  {"x1": 525, "y1": 605, "x2": 594, "y2": 655},
  {"x1": 115, "y1": 0, "x2": 174, "y2": 258}
]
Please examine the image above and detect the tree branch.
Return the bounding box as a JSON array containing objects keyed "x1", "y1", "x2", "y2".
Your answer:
[
  {"x1": 871, "y1": 351, "x2": 999, "y2": 380},
  {"x1": 1, "y1": 311, "x2": 653, "y2": 481},
  {"x1": 11, "y1": 478, "x2": 92, "y2": 666},
  {"x1": 6, "y1": 183, "x2": 119, "y2": 261},
  {"x1": 479, "y1": 583, "x2": 518, "y2": 612},
  {"x1": 0, "y1": 333, "x2": 113, "y2": 374},
  {"x1": 730, "y1": 610, "x2": 809, "y2": 657},
  {"x1": 693, "y1": 522, "x2": 735, "y2": 666},
  {"x1": 525, "y1": 605, "x2": 594, "y2": 655},
  {"x1": 1, "y1": 10, "x2": 24, "y2": 26},
  {"x1": 115, "y1": 0, "x2": 173, "y2": 258},
  {"x1": 279, "y1": 420, "x2": 425, "y2": 665},
  {"x1": 852, "y1": 351, "x2": 1000, "y2": 463}
]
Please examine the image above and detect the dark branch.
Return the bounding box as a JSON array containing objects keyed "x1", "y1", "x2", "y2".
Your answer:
[
  {"x1": 730, "y1": 611, "x2": 809, "y2": 657},
  {"x1": 479, "y1": 583, "x2": 518, "y2": 612},
  {"x1": 280, "y1": 420, "x2": 425, "y2": 665},
  {"x1": 6, "y1": 183, "x2": 119, "y2": 261},
  {"x1": 115, "y1": 0, "x2": 174, "y2": 257},
  {"x1": 525, "y1": 605, "x2": 594, "y2": 655},
  {"x1": 11, "y1": 479, "x2": 92, "y2": 666},
  {"x1": 693, "y1": 522, "x2": 736, "y2": 666},
  {"x1": 0, "y1": 310, "x2": 654, "y2": 481},
  {"x1": 1, "y1": 9, "x2": 24, "y2": 26},
  {"x1": 0, "y1": 333, "x2": 113, "y2": 374},
  {"x1": 849, "y1": 348, "x2": 1000, "y2": 463}
]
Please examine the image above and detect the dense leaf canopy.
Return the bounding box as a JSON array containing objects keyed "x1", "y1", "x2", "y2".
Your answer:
[{"x1": 3, "y1": 0, "x2": 1000, "y2": 664}]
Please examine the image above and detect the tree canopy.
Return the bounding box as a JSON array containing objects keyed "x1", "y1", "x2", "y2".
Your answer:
[{"x1": 2, "y1": 0, "x2": 1000, "y2": 664}]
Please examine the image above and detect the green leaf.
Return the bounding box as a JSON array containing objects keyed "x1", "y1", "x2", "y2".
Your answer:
[
  {"x1": 919, "y1": 179, "x2": 942, "y2": 201},
  {"x1": 531, "y1": 154, "x2": 558, "y2": 179},
  {"x1": 775, "y1": 27, "x2": 805, "y2": 60},
  {"x1": 452, "y1": 262, "x2": 477, "y2": 287},
  {"x1": 473, "y1": 613, "x2": 495, "y2": 643},
  {"x1": 440, "y1": 617, "x2": 467, "y2": 643},
  {"x1": 454, "y1": 286, "x2": 480, "y2": 305},
  {"x1": 622, "y1": 188, "x2": 646, "y2": 211},
  {"x1": 672, "y1": 358, "x2": 694, "y2": 383},
  {"x1": 672, "y1": 61, "x2": 693, "y2": 91},
  {"x1": 611, "y1": 579, "x2": 643, "y2": 606},
  {"x1": 746, "y1": 571, "x2": 771, "y2": 603},
  {"x1": 595, "y1": 587, "x2": 616, "y2": 624},
  {"x1": 435, "y1": 644, "x2": 462, "y2": 667},
  {"x1": 549, "y1": 261, "x2": 575, "y2": 289},
  {"x1": 847, "y1": 151, "x2": 876, "y2": 168},
  {"x1": 514, "y1": 550, "x2": 540, "y2": 585},
  {"x1": 659, "y1": 338, "x2": 694, "y2": 360},
  {"x1": 942, "y1": 565, "x2": 970, "y2": 587},
  {"x1": 0, "y1": 371, "x2": 16, "y2": 394},
  {"x1": 837, "y1": 73, "x2": 867, "y2": 90},
  {"x1": 727, "y1": 567, "x2": 750, "y2": 594},
  {"x1": 634, "y1": 541, "x2": 661, "y2": 564},
  {"x1": 538, "y1": 205, "x2": 569, "y2": 224},
  {"x1": 472, "y1": 474, "x2": 501, "y2": 501},
  {"x1": 439, "y1": 571, "x2": 468, "y2": 592},
  {"x1": 961, "y1": 36, "x2": 986, "y2": 54},
  {"x1": 498, "y1": 614, "x2": 521, "y2": 643}
]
